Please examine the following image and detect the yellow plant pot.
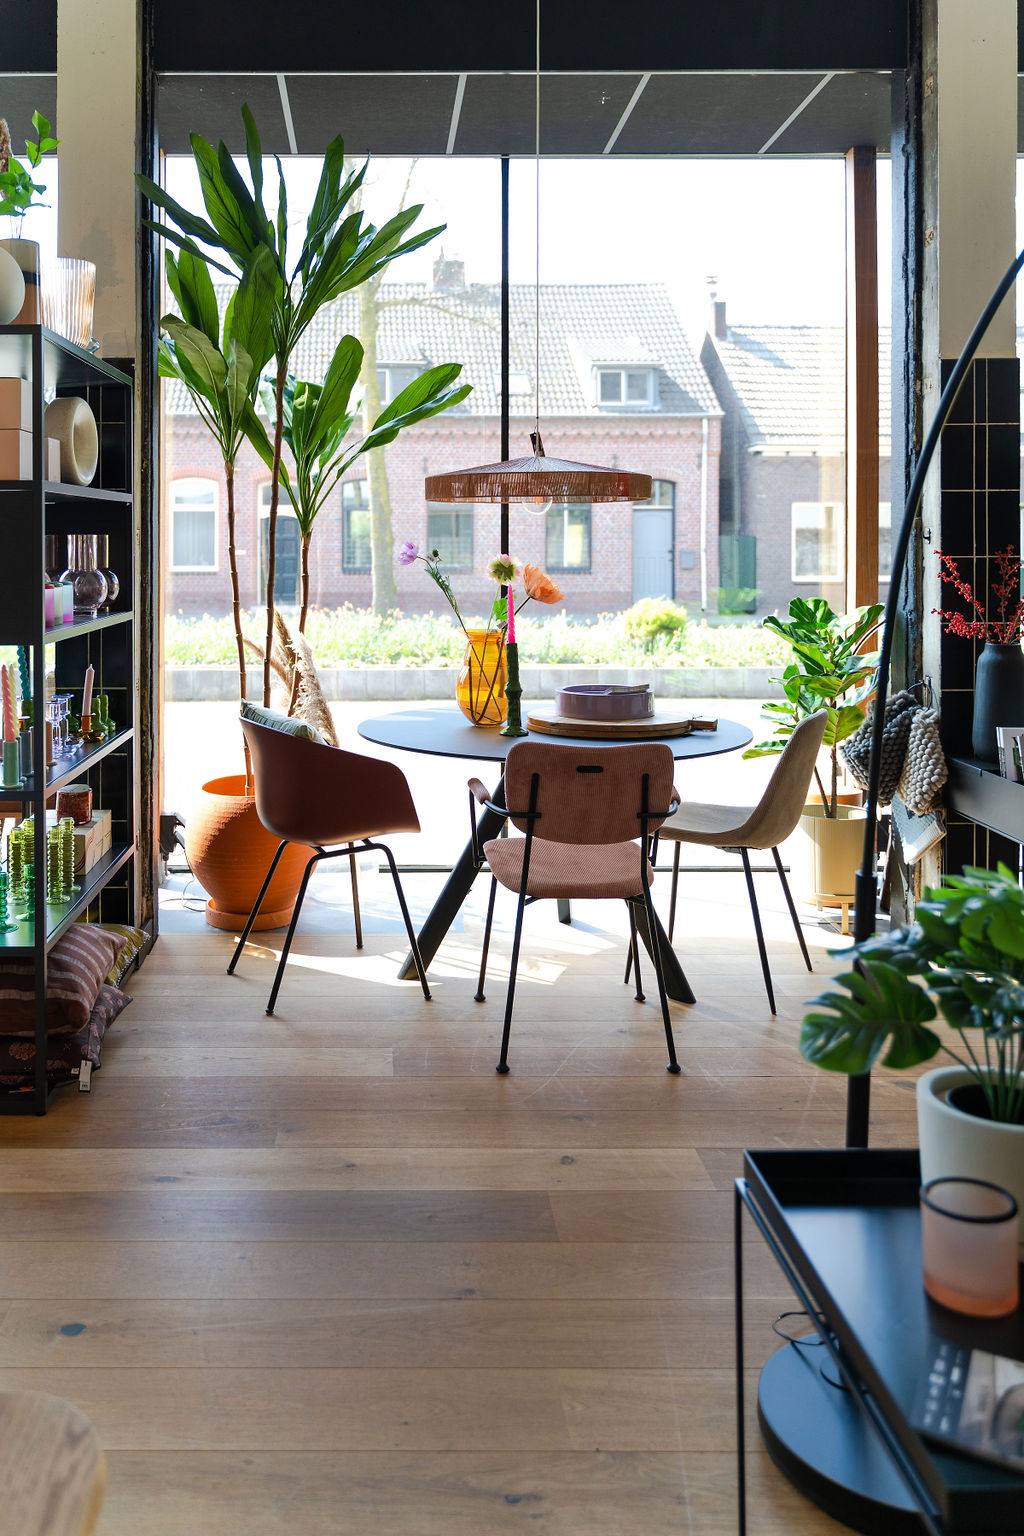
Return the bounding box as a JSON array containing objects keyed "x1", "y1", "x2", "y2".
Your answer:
[
  {"x1": 794, "y1": 803, "x2": 869, "y2": 901},
  {"x1": 455, "y1": 629, "x2": 507, "y2": 727}
]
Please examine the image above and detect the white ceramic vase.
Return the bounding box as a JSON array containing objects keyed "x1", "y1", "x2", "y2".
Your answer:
[
  {"x1": 44, "y1": 396, "x2": 99, "y2": 485},
  {"x1": 0, "y1": 238, "x2": 41, "y2": 323},
  {"x1": 0, "y1": 244, "x2": 26, "y2": 325},
  {"x1": 917, "y1": 1065, "x2": 1024, "y2": 1257}
]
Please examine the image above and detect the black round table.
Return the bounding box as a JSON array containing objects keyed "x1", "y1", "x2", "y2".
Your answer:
[{"x1": 359, "y1": 705, "x2": 753, "y2": 999}]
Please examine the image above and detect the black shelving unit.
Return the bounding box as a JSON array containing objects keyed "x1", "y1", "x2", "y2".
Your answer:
[{"x1": 0, "y1": 325, "x2": 139, "y2": 1114}]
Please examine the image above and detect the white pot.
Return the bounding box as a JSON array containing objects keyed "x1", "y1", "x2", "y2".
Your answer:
[
  {"x1": 917, "y1": 1065, "x2": 1024, "y2": 1256},
  {"x1": 794, "y1": 803, "x2": 868, "y2": 900},
  {"x1": 44, "y1": 396, "x2": 99, "y2": 485},
  {"x1": 0, "y1": 238, "x2": 40, "y2": 323},
  {"x1": 0, "y1": 244, "x2": 26, "y2": 325}
]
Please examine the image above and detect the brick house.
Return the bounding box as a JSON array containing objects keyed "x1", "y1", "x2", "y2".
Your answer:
[
  {"x1": 700, "y1": 301, "x2": 891, "y2": 617},
  {"x1": 164, "y1": 263, "x2": 722, "y2": 620}
]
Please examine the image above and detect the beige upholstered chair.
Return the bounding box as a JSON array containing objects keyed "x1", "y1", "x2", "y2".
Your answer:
[
  {"x1": 657, "y1": 710, "x2": 828, "y2": 1014},
  {"x1": 470, "y1": 740, "x2": 681, "y2": 1075}
]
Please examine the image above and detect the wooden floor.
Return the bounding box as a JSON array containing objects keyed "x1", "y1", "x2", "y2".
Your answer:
[{"x1": 0, "y1": 895, "x2": 920, "y2": 1534}]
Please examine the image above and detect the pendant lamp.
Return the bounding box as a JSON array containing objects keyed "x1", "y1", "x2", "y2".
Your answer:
[{"x1": 424, "y1": 1, "x2": 652, "y2": 508}]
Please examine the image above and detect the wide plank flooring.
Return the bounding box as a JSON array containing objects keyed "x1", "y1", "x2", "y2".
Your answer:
[{"x1": 0, "y1": 902, "x2": 918, "y2": 1534}]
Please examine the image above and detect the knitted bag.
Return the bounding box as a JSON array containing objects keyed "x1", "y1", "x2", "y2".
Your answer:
[
  {"x1": 897, "y1": 707, "x2": 948, "y2": 814},
  {"x1": 839, "y1": 690, "x2": 918, "y2": 805}
]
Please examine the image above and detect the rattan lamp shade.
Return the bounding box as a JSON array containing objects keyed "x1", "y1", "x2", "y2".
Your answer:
[{"x1": 425, "y1": 435, "x2": 653, "y2": 504}]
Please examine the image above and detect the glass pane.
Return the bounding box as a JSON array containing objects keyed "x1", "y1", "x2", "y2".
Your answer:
[
  {"x1": 792, "y1": 502, "x2": 842, "y2": 581},
  {"x1": 626, "y1": 370, "x2": 649, "y2": 402},
  {"x1": 173, "y1": 508, "x2": 215, "y2": 568},
  {"x1": 342, "y1": 479, "x2": 369, "y2": 512},
  {"x1": 598, "y1": 371, "x2": 621, "y2": 403},
  {"x1": 546, "y1": 503, "x2": 591, "y2": 570},
  {"x1": 427, "y1": 506, "x2": 474, "y2": 568},
  {"x1": 344, "y1": 506, "x2": 371, "y2": 570},
  {"x1": 878, "y1": 502, "x2": 892, "y2": 581}
]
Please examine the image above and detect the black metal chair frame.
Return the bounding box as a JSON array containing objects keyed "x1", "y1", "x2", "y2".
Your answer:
[
  {"x1": 227, "y1": 836, "x2": 431, "y2": 1015},
  {"x1": 470, "y1": 769, "x2": 681, "y2": 1075}
]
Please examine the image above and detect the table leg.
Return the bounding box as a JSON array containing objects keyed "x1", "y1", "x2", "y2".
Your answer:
[
  {"x1": 557, "y1": 898, "x2": 572, "y2": 925},
  {"x1": 629, "y1": 894, "x2": 696, "y2": 1004},
  {"x1": 397, "y1": 798, "x2": 508, "y2": 980}
]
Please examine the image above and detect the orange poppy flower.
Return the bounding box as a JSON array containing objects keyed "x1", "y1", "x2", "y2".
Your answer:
[{"x1": 523, "y1": 563, "x2": 563, "y2": 604}]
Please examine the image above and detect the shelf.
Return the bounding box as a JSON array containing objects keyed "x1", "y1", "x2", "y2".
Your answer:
[
  {"x1": 0, "y1": 482, "x2": 132, "y2": 503},
  {"x1": 0, "y1": 326, "x2": 132, "y2": 388},
  {"x1": 0, "y1": 843, "x2": 135, "y2": 951},
  {"x1": 946, "y1": 755, "x2": 1024, "y2": 843},
  {"x1": 13, "y1": 728, "x2": 134, "y2": 797},
  {"x1": 43, "y1": 611, "x2": 133, "y2": 643}
]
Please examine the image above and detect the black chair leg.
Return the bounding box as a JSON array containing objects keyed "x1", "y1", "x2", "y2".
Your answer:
[
  {"x1": 627, "y1": 901, "x2": 645, "y2": 1001},
  {"x1": 740, "y1": 848, "x2": 776, "y2": 1015},
  {"x1": 476, "y1": 874, "x2": 497, "y2": 1002},
  {"x1": 497, "y1": 882, "x2": 530, "y2": 1075},
  {"x1": 266, "y1": 850, "x2": 320, "y2": 1015},
  {"x1": 227, "y1": 839, "x2": 289, "y2": 975},
  {"x1": 667, "y1": 841, "x2": 681, "y2": 942},
  {"x1": 772, "y1": 845, "x2": 812, "y2": 972},
  {"x1": 348, "y1": 845, "x2": 363, "y2": 950},
  {"x1": 376, "y1": 842, "x2": 431, "y2": 1001},
  {"x1": 640, "y1": 883, "x2": 680, "y2": 1073}
]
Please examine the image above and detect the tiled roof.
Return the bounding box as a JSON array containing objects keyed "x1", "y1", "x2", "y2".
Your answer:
[
  {"x1": 164, "y1": 280, "x2": 720, "y2": 420},
  {"x1": 706, "y1": 325, "x2": 892, "y2": 454}
]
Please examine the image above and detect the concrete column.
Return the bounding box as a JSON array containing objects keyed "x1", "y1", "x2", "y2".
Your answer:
[
  {"x1": 921, "y1": 0, "x2": 1018, "y2": 876},
  {"x1": 56, "y1": 0, "x2": 141, "y2": 358}
]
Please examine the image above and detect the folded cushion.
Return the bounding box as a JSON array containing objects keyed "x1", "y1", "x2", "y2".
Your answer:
[
  {"x1": 240, "y1": 699, "x2": 326, "y2": 744},
  {"x1": 0, "y1": 983, "x2": 131, "y2": 1087},
  {"x1": 0, "y1": 923, "x2": 127, "y2": 1034}
]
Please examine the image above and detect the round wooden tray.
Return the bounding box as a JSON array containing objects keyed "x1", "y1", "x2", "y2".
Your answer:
[{"x1": 526, "y1": 707, "x2": 695, "y2": 739}]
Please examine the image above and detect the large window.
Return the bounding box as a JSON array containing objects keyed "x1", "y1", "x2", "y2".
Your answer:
[
  {"x1": 597, "y1": 368, "x2": 655, "y2": 407},
  {"x1": 426, "y1": 505, "x2": 473, "y2": 568},
  {"x1": 170, "y1": 478, "x2": 217, "y2": 570},
  {"x1": 546, "y1": 503, "x2": 592, "y2": 571},
  {"x1": 792, "y1": 502, "x2": 844, "y2": 582},
  {"x1": 342, "y1": 479, "x2": 371, "y2": 572}
]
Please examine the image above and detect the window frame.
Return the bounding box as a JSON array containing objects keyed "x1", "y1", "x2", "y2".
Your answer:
[
  {"x1": 545, "y1": 501, "x2": 592, "y2": 574},
  {"x1": 791, "y1": 500, "x2": 845, "y2": 584},
  {"x1": 169, "y1": 476, "x2": 219, "y2": 572},
  {"x1": 595, "y1": 366, "x2": 655, "y2": 409},
  {"x1": 341, "y1": 478, "x2": 372, "y2": 574},
  {"x1": 426, "y1": 504, "x2": 474, "y2": 569}
]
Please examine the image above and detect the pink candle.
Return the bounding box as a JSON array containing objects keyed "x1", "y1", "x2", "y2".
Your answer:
[
  {"x1": 81, "y1": 664, "x2": 94, "y2": 719},
  {"x1": 1, "y1": 665, "x2": 14, "y2": 744},
  {"x1": 507, "y1": 585, "x2": 516, "y2": 644}
]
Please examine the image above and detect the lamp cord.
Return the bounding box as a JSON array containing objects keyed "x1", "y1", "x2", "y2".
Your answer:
[{"x1": 534, "y1": 0, "x2": 541, "y2": 451}]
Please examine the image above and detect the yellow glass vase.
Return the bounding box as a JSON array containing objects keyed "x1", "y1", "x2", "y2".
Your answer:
[{"x1": 456, "y1": 628, "x2": 507, "y2": 727}]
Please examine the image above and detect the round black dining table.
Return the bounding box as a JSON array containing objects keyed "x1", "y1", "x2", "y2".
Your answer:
[{"x1": 358, "y1": 704, "x2": 754, "y2": 1001}]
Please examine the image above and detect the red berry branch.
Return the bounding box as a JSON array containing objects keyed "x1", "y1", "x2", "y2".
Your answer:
[{"x1": 934, "y1": 545, "x2": 1024, "y2": 643}]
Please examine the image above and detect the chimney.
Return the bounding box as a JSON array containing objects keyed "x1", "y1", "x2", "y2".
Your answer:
[
  {"x1": 433, "y1": 252, "x2": 465, "y2": 290},
  {"x1": 707, "y1": 276, "x2": 727, "y2": 339}
]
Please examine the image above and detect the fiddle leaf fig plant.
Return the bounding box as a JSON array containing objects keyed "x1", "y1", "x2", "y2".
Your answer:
[
  {"x1": 744, "y1": 597, "x2": 882, "y2": 815},
  {"x1": 802, "y1": 864, "x2": 1024, "y2": 1125}
]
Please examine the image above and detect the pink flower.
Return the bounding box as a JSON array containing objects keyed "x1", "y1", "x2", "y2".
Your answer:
[{"x1": 397, "y1": 540, "x2": 419, "y2": 567}]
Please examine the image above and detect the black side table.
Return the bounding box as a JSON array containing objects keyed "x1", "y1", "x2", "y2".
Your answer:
[{"x1": 734, "y1": 1149, "x2": 1024, "y2": 1535}]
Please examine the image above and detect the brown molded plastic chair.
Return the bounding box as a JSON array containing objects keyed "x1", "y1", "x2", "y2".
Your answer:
[
  {"x1": 227, "y1": 718, "x2": 431, "y2": 1012},
  {"x1": 470, "y1": 740, "x2": 681, "y2": 1074},
  {"x1": 656, "y1": 709, "x2": 828, "y2": 1014}
]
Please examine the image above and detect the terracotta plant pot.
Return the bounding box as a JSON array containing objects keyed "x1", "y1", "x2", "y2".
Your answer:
[{"x1": 185, "y1": 773, "x2": 308, "y2": 931}]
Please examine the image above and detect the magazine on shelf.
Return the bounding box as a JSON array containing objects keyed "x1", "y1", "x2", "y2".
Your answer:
[
  {"x1": 995, "y1": 726, "x2": 1024, "y2": 781},
  {"x1": 912, "y1": 1338, "x2": 1024, "y2": 1474}
]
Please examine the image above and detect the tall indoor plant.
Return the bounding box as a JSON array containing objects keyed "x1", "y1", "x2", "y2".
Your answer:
[{"x1": 802, "y1": 863, "x2": 1024, "y2": 1248}]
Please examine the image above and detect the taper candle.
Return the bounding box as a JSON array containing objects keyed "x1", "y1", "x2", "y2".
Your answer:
[
  {"x1": 506, "y1": 585, "x2": 516, "y2": 644},
  {"x1": 81, "y1": 664, "x2": 94, "y2": 719},
  {"x1": 1, "y1": 665, "x2": 15, "y2": 744}
]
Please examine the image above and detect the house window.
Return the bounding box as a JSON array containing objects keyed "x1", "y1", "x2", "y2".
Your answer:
[
  {"x1": 634, "y1": 479, "x2": 674, "y2": 509},
  {"x1": 258, "y1": 481, "x2": 300, "y2": 606},
  {"x1": 879, "y1": 502, "x2": 892, "y2": 582},
  {"x1": 376, "y1": 365, "x2": 420, "y2": 405},
  {"x1": 546, "y1": 503, "x2": 591, "y2": 571},
  {"x1": 596, "y1": 368, "x2": 654, "y2": 407},
  {"x1": 426, "y1": 505, "x2": 473, "y2": 568},
  {"x1": 170, "y1": 477, "x2": 217, "y2": 570},
  {"x1": 342, "y1": 479, "x2": 371, "y2": 572},
  {"x1": 791, "y1": 502, "x2": 844, "y2": 582}
]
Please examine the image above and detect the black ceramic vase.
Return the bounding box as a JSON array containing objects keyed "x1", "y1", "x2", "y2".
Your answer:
[{"x1": 972, "y1": 640, "x2": 1024, "y2": 763}]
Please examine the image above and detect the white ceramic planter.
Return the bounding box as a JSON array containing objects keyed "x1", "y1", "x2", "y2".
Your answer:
[
  {"x1": 0, "y1": 238, "x2": 40, "y2": 323},
  {"x1": 44, "y1": 396, "x2": 98, "y2": 485},
  {"x1": 794, "y1": 803, "x2": 868, "y2": 900},
  {"x1": 0, "y1": 244, "x2": 26, "y2": 325},
  {"x1": 917, "y1": 1065, "x2": 1024, "y2": 1256}
]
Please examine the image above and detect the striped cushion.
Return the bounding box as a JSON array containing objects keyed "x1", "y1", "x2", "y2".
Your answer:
[{"x1": 0, "y1": 924, "x2": 127, "y2": 1035}]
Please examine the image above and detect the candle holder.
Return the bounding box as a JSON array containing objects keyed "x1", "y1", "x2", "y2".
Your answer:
[
  {"x1": 500, "y1": 641, "x2": 529, "y2": 738},
  {"x1": 0, "y1": 871, "x2": 16, "y2": 932},
  {"x1": 59, "y1": 816, "x2": 80, "y2": 897},
  {"x1": 46, "y1": 827, "x2": 65, "y2": 906},
  {"x1": 2, "y1": 739, "x2": 21, "y2": 788}
]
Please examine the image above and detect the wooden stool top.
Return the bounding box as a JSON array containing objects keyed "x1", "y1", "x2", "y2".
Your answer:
[{"x1": 0, "y1": 1392, "x2": 105, "y2": 1536}]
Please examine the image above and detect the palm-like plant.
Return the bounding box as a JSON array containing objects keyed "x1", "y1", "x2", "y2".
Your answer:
[
  {"x1": 137, "y1": 106, "x2": 446, "y2": 705},
  {"x1": 743, "y1": 598, "x2": 883, "y2": 816}
]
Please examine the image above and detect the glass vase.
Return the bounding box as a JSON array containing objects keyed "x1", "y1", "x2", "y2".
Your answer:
[
  {"x1": 97, "y1": 534, "x2": 119, "y2": 608},
  {"x1": 60, "y1": 534, "x2": 108, "y2": 618},
  {"x1": 455, "y1": 629, "x2": 507, "y2": 727}
]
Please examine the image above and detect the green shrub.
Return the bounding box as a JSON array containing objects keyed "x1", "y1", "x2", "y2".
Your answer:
[
  {"x1": 621, "y1": 598, "x2": 688, "y2": 651},
  {"x1": 717, "y1": 586, "x2": 761, "y2": 615}
]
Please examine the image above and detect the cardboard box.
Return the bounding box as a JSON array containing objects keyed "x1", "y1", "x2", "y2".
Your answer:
[
  {"x1": 0, "y1": 428, "x2": 31, "y2": 479},
  {"x1": 0, "y1": 378, "x2": 31, "y2": 432},
  {"x1": 44, "y1": 807, "x2": 112, "y2": 875},
  {"x1": 46, "y1": 437, "x2": 60, "y2": 481}
]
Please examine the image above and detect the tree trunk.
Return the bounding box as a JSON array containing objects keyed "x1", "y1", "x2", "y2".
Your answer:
[
  {"x1": 224, "y1": 460, "x2": 253, "y2": 791},
  {"x1": 358, "y1": 282, "x2": 396, "y2": 616},
  {"x1": 263, "y1": 366, "x2": 286, "y2": 706}
]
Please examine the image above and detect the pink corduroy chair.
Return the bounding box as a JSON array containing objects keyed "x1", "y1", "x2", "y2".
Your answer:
[{"x1": 469, "y1": 740, "x2": 681, "y2": 1075}]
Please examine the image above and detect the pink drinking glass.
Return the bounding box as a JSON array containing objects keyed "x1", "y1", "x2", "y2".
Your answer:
[{"x1": 921, "y1": 1177, "x2": 1019, "y2": 1318}]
